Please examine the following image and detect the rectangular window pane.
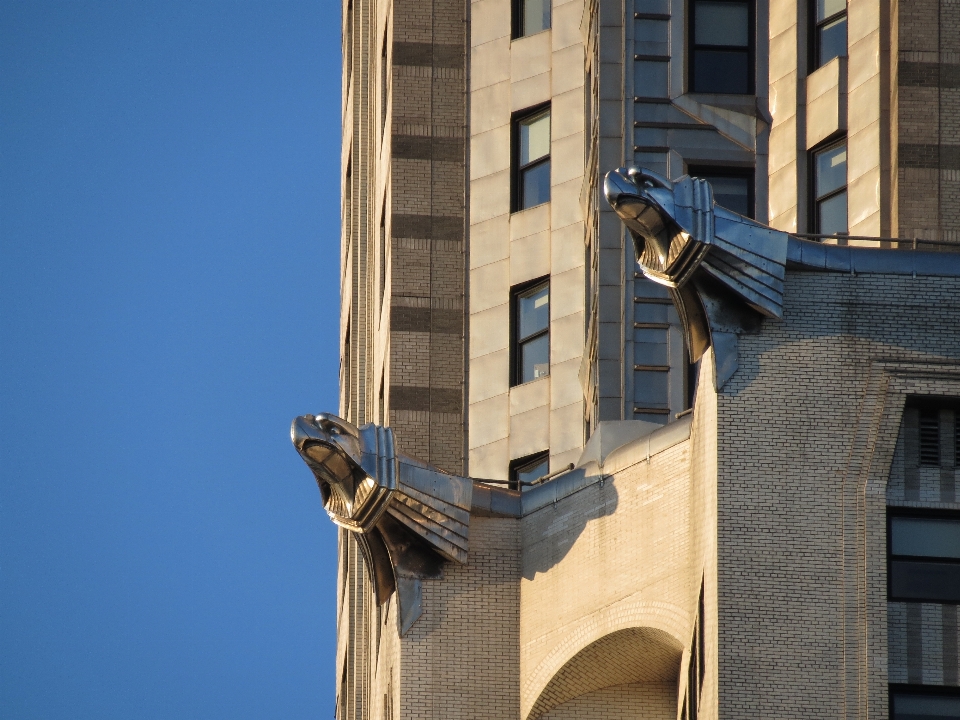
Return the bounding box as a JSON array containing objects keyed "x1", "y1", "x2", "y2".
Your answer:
[
  {"x1": 695, "y1": 1, "x2": 749, "y2": 46},
  {"x1": 518, "y1": 284, "x2": 549, "y2": 339},
  {"x1": 698, "y1": 174, "x2": 751, "y2": 217},
  {"x1": 818, "y1": 16, "x2": 847, "y2": 66},
  {"x1": 520, "y1": 160, "x2": 551, "y2": 209},
  {"x1": 892, "y1": 692, "x2": 960, "y2": 720},
  {"x1": 818, "y1": 191, "x2": 847, "y2": 236},
  {"x1": 890, "y1": 559, "x2": 960, "y2": 603},
  {"x1": 521, "y1": 0, "x2": 550, "y2": 36},
  {"x1": 815, "y1": 144, "x2": 847, "y2": 197},
  {"x1": 520, "y1": 334, "x2": 550, "y2": 383},
  {"x1": 693, "y1": 50, "x2": 750, "y2": 94},
  {"x1": 516, "y1": 457, "x2": 549, "y2": 485},
  {"x1": 891, "y1": 517, "x2": 960, "y2": 559},
  {"x1": 520, "y1": 111, "x2": 550, "y2": 165},
  {"x1": 817, "y1": 0, "x2": 846, "y2": 21},
  {"x1": 634, "y1": 369, "x2": 669, "y2": 405}
]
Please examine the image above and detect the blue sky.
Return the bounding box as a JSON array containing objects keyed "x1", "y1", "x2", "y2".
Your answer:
[{"x1": 1, "y1": 2, "x2": 342, "y2": 717}]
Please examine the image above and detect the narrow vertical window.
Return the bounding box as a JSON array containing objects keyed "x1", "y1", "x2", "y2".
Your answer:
[
  {"x1": 813, "y1": 0, "x2": 847, "y2": 69},
  {"x1": 379, "y1": 205, "x2": 387, "y2": 311},
  {"x1": 812, "y1": 141, "x2": 847, "y2": 236},
  {"x1": 512, "y1": 279, "x2": 550, "y2": 385},
  {"x1": 509, "y1": 451, "x2": 550, "y2": 491},
  {"x1": 380, "y1": 28, "x2": 388, "y2": 133},
  {"x1": 690, "y1": 0, "x2": 753, "y2": 94},
  {"x1": 514, "y1": 108, "x2": 551, "y2": 211},
  {"x1": 515, "y1": 0, "x2": 551, "y2": 38},
  {"x1": 919, "y1": 409, "x2": 941, "y2": 466}
]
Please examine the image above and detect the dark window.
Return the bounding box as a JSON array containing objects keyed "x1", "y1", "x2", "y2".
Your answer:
[
  {"x1": 514, "y1": 107, "x2": 551, "y2": 211},
  {"x1": 689, "y1": 0, "x2": 753, "y2": 94},
  {"x1": 512, "y1": 279, "x2": 550, "y2": 385},
  {"x1": 891, "y1": 686, "x2": 960, "y2": 720},
  {"x1": 379, "y1": 205, "x2": 387, "y2": 312},
  {"x1": 812, "y1": 140, "x2": 847, "y2": 236},
  {"x1": 687, "y1": 166, "x2": 754, "y2": 218},
  {"x1": 813, "y1": 0, "x2": 847, "y2": 69},
  {"x1": 920, "y1": 408, "x2": 940, "y2": 466},
  {"x1": 509, "y1": 451, "x2": 550, "y2": 491},
  {"x1": 889, "y1": 511, "x2": 960, "y2": 604},
  {"x1": 514, "y1": 0, "x2": 550, "y2": 38},
  {"x1": 380, "y1": 28, "x2": 389, "y2": 133}
]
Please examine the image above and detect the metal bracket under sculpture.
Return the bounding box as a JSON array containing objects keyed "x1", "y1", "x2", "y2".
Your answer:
[
  {"x1": 604, "y1": 166, "x2": 789, "y2": 389},
  {"x1": 291, "y1": 413, "x2": 472, "y2": 634}
]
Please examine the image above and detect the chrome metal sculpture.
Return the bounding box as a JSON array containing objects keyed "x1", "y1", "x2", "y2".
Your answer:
[
  {"x1": 604, "y1": 166, "x2": 789, "y2": 388},
  {"x1": 291, "y1": 413, "x2": 472, "y2": 634}
]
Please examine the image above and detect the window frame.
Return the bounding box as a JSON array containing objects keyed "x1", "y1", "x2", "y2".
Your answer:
[
  {"x1": 688, "y1": 0, "x2": 755, "y2": 95},
  {"x1": 810, "y1": 0, "x2": 847, "y2": 71},
  {"x1": 509, "y1": 450, "x2": 550, "y2": 491},
  {"x1": 512, "y1": 0, "x2": 551, "y2": 39},
  {"x1": 686, "y1": 165, "x2": 755, "y2": 219},
  {"x1": 510, "y1": 276, "x2": 551, "y2": 387},
  {"x1": 810, "y1": 137, "x2": 848, "y2": 237},
  {"x1": 887, "y1": 508, "x2": 960, "y2": 604},
  {"x1": 512, "y1": 104, "x2": 552, "y2": 213},
  {"x1": 890, "y1": 684, "x2": 960, "y2": 720}
]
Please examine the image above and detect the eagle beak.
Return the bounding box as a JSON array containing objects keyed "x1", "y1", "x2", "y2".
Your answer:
[{"x1": 291, "y1": 415, "x2": 322, "y2": 452}]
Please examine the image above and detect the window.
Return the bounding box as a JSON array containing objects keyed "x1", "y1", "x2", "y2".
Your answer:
[
  {"x1": 888, "y1": 511, "x2": 960, "y2": 603},
  {"x1": 509, "y1": 451, "x2": 549, "y2": 491},
  {"x1": 687, "y1": 166, "x2": 754, "y2": 218},
  {"x1": 920, "y1": 408, "x2": 940, "y2": 466},
  {"x1": 514, "y1": 0, "x2": 550, "y2": 38},
  {"x1": 891, "y1": 686, "x2": 960, "y2": 720},
  {"x1": 812, "y1": 140, "x2": 847, "y2": 236},
  {"x1": 512, "y1": 279, "x2": 550, "y2": 385},
  {"x1": 380, "y1": 27, "x2": 389, "y2": 133},
  {"x1": 813, "y1": 0, "x2": 847, "y2": 69},
  {"x1": 514, "y1": 107, "x2": 551, "y2": 211},
  {"x1": 689, "y1": 0, "x2": 753, "y2": 94}
]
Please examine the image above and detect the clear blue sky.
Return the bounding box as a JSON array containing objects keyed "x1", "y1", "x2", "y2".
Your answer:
[{"x1": 1, "y1": 2, "x2": 342, "y2": 717}]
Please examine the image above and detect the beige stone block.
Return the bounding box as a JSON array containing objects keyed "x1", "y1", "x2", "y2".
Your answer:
[
  {"x1": 551, "y1": 88, "x2": 585, "y2": 141},
  {"x1": 552, "y1": 0, "x2": 582, "y2": 51},
  {"x1": 550, "y1": 357, "x2": 583, "y2": 409},
  {"x1": 550, "y1": 133, "x2": 585, "y2": 185},
  {"x1": 848, "y1": 119, "x2": 880, "y2": 185},
  {"x1": 470, "y1": 302, "x2": 510, "y2": 358},
  {"x1": 469, "y1": 349, "x2": 510, "y2": 404},
  {"x1": 769, "y1": 26, "x2": 798, "y2": 85},
  {"x1": 769, "y1": 123, "x2": 798, "y2": 175},
  {"x1": 550, "y1": 178, "x2": 583, "y2": 229},
  {"x1": 849, "y1": 207, "x2": 881, "y2": 237},
  {"x1": 471, "y1": 124, "x2": 511, "y2": 181},
  {"x1": 847, "y1": 29, "x2": 880, "y2": 95},
  {"x1": 510, "y1": 375, "x2": 550, "y2": 415},
  {"x1": 846, "y1": 170, "x2": 880, "y2": 231},
  {"x1": 769, "y1": 71, "x2": 798, "y2": 125},
  {"x1": 511, "y1": 71, "x2": 552, "y2": 112},
  {"x1": 470, "y1": 214, "x2": 510, "y2": 270},
  {"x1": 805, "y1": 57, "x2": 847, "y2": 149},
  {"x1": 469, "y1": 392, "x2": 510, "y2": 449},
  {"x1": 471, "y1": 81, "x2": 511, "y2": 134},
  {"x1": 550, "y1": 222, "x2": 585, "y2": 275},
  {"x1": 510, "y1": 229, "x2": 551, "y2": 285},
  {"x1": 551, "y1": 44, "x2": 585, "y2": 97},
  {"x1": 468, "y1": 437, "x2": 509, "y2": 479},
  {"x1": 471, "y1": 260, "x2": 510, "y2": 314},
  {"x1": 848, "y1": 0, "x2": 880, "y2": 47},
  {"x1": 511, "y1": 202, "x2": 552, "y2": 240},
  {"x1": 509, "y1": 403, "x2": 550, "y2": 458},
  {"x1": 847, "y1": 73, "x2": 880, "y2": 134},
  {"x1": 769, "y1": 0, "x2": 797, "y2": 40},
  {"x1": 471, "y1": 169, "x2": 511, "y2": 224},
  {"x1": 549, "y1": 447, "x2": 581, "y2": 472},
  {"x1": 471, "y1": 0, "x2": 511, "y2": 47},
  {"x1": 550, "y1": 266, "x2": 585, "y2": 321},
  {"x1": 472, "y1": 38, "x2": 512, "y2": 91},
  {"x1": 550, "y1": 310, "x2": 585, "y2": 364},
  {"x1": 550, "y1": 401, "x2": 585, "y2": 454},
  {"x1": 512, "y1": 30, "x2": 552, "y2": 82},
  {"x1": 768, "y1": 161, "x2": 798, "y2": 228},
  {"x1": 769, "y1": 207, "x2": 798, "y2": 233}
]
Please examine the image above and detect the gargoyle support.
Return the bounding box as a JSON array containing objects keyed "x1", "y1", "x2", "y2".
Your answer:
[
  {"x1": 604, "y1": 166, "x2": 789, "y2": 389},
  {"x1": 291, "y1": 413, "x2": 472, "y2": 634}
]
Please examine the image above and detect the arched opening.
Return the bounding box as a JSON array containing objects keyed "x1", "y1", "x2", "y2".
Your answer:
[{"x1": 529, "y1": 626, "x2": 682, "y2": 720}]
